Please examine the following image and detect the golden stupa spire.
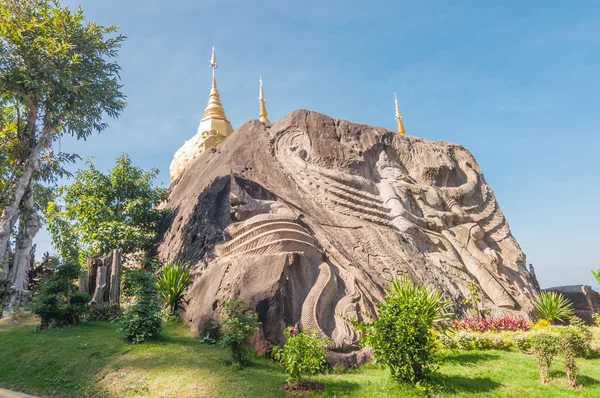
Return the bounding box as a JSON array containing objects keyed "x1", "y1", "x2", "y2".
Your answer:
[
  {"x1": 394, "y1": 92, "x2": 406, "y2": 135},
  {"x1": 201, "y1": 42, "x2": 230, "y2": 123},
  {"x1": 258, "y1": 75, "x2": 270, "y2": 123}
]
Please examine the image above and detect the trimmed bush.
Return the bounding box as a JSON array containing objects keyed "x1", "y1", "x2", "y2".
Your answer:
[{"x1": 272, "y1": 327, "x2": 329, "y2": 383}]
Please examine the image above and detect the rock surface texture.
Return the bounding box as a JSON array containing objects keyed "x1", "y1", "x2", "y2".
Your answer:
[
  {"x1": 546, "y1": 285, "x2": 600, "y2": 324},
  {"x1": 157, "y1": 110, "x2": 538, "y2": 359}
]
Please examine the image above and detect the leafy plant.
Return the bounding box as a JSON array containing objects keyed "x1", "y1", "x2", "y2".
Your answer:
[
  {"x1": 272, "y1": 327, "x2": 329, "y2": 384},
  {"x1": 118, "y1": 269, "x2": 161, "y2": 343},
  {"x1": 559, "y1": 328, "x2": 583, "y2": 387},
  {"x1": 592, "y1": 269, "x2": 600, "y2": 285},
  {"x1": 593, "y1": 313, "x2": 600, "y2": 328},
  {"x1": 155, "y1": 260, "x2": 191, "y2": 314},
  {"x1": 534, "y1": 291, "x2": 574, "y2": 324},
  {"x1": 87, "y1": 302, "x2": 123, "y2": 321},
  {"x1": 45, "y1": 155, "x2": 167, "y2": 266},
  {"x1": 529, "y1": 332, "x2": 559, "y2": 384},
  {"x1": 218, "y1": 298, "x2": 260, "y2": 365},
  {"x1": 354, "y1": 278, "x2": 452, "y2": 384},
  {"x1": 29, "y1": 262, "x2": 90, "y2": 328},
  {"x1": 452, "y1": 315, "x2": 530, "y2": 332},
  {"x1": 462, "y1": 282, "x2": 482, "y2": 316}
]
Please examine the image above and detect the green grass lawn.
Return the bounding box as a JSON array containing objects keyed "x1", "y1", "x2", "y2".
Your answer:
[{"x1": 1, "y1": 315, "x2": 599, "y2": 397}]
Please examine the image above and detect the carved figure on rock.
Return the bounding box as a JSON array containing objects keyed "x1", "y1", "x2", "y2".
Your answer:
[{"x1": 158, "y1": 110, "x2": 539, "y2": 364}]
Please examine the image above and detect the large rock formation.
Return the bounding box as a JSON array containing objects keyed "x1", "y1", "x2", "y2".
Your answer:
[
  {"x1": 546, "y1": 285, "x2": 600, "y2": 324},
  {"x1": 157, "y1": 110, "x2": 538, "y2": 358}
]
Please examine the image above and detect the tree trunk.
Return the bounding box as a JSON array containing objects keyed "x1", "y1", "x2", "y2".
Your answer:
[
  {"x1": 91, "y1": 266, "x2": 107, "y2": 304},
  {"x1": 109, "y1": 249, "x2": 121, "y2": 305},
  {"x1": 79, "y1": 271, "x2": 89, "y2": 294},
  {"x1": 0, "y1": 127, "x2": 55, "y2": 263},
  {"x1": 4, "y1": 185, "x2": 40, "y2": 315}
]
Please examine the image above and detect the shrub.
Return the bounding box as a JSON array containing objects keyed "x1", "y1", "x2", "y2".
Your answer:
[
  {"x1": 87, "y1": 302, "x2": 123, "y2": 321},
  {"x1": 118, "y1": 269, "x2": 162, "y2": 343},
  {"x1": 533, "y1": 319, "x2": 551, "y2": 328},
  {"x1": 534, "y1": 291, "x2": 574, "y2": 324},
  {"x1": 559, "y1": 328, "x2": 583, "y2": 387},
  {"x1": 452, "y1": 315, "x2": 529, "y2": 332},
  {"x1": 529, "y1": 332, "x2": 559, "y2": 384},
  {"x1": 355, "y1": 278, "x2": 452, "y2": 384},
  {"x1": 155, "y1": 260, "x2": 191, "y2": 315},
  {"x1": 29, "y1": 262, "x2": 90, "y2": 328},
  {"x1": 272, "y1": 327, "x2": 329, "y2": 383},
  {"x1": 218, "y1": 298, "x2": 260, "y2": 365},
  {"x1": 454, "y1": 331, "x2": 476, "y2": 350},
  {"x1": 593, "y1": 313, "x2": 600, "y2": 328},
  {"x1": 514, "y1": 334, "x2": 532, "y2": 353}
]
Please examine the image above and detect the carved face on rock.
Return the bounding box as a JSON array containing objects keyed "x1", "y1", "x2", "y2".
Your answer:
[{"x1": 376, "y1": 152, "x2": 413, "y2": 183}]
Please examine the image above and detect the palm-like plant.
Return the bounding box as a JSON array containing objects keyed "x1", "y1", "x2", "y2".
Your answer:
[
  {"x1": 387, "y1": 278, "x2": 454, "y2": 325},
  {"x1": 534, "y1": 291, "x2": 574, "y2": 324},
  {"x1": 155, "y1": 260, "x2": 192, "y2": 314}
]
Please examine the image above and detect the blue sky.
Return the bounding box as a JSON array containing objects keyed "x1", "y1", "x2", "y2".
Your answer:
[{"x1": 42, "y1": 0, "x2": 600, "y2": 289}]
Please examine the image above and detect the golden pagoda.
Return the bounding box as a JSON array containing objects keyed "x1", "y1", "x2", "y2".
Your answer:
[
  {"x1": 197, "y1": 43, "x2": 234, "y2": 137},
  {"x1": 258, "y1": 75, "x2": 270, "y2": 123},
  {"x1": 394, "y1": 93, "x2": 406, "y2": 135},
  {"x1": 169, "y1": 43, "x2": 234, "y2": 181}
]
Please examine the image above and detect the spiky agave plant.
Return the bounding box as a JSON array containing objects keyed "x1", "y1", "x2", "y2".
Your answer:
[
  {"x1": 534, "y1": 291, "x2": 574, "y2": 324},
  {"x1": 155, "y1": 260, "x2": 192, "y2": 314},
  {"x1": 387, "y1": 278, "x2": 454, "y2": 326}
]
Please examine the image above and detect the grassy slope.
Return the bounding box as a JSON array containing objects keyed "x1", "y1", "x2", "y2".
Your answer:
[{"x1": 0, "y1": 316, "x2": 599, "y2": 398}]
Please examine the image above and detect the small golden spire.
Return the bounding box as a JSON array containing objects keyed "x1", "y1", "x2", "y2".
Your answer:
[
  {"x1": 201, "y1": 43, "x2": 230, "y2": 123},
  {"x1": 258, "y1": 75, "x2": 270, "y2": 123},
  {"x1": 394, "y1": 92, "x2": 406, "y2": 135}
]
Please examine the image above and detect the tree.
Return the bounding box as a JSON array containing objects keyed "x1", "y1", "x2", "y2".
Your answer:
[
  {"x1": 1, "y1": 93, "x2": 77, "y2": 315},
  {"x1": 0, "y1": 0, "x2": 126, "y2": 293},
  {"x1": 46, "y1": 155, "x2": 166, "y2": 264}
]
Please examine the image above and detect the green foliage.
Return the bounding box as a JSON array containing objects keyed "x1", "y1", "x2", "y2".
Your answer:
[
  {"x1": 593, "y1": 313, "x2": 600, "y2": 328},
  {"x1": 355, "y1": 278, "x2": 452, "y2": 384},
  {"x1": 534, "y1": 291, "x2": 574, "y2": 323},
  {"x1": 155, "y1": 260, "x2": 191, "y2": 315},
  {"x1": 387, "y1": 277, "x2": 453, "y2": 325},
  {"x1": 29, "y1": 262, "x2": 90, "y2": 328},
  {"x1": 462, "y1": 282, "x2": 482, "y2": 316},
  {"x1": 529, "y1": 332, "x2": 559, "y2": 384},
  {"x1": 592, "y1": 269, "x2": 600, "y2": 285},
  {"x1": 0, "y1": 0, "x2": 126, "y2": 140},
  {"x1": 86, "y1": 302, "x2": 123, "y2": 321},
  {"x1": 218, "y1": 298, "x2": 260, "y2": 365},
  {"x1": 46, "y1": 155, "x2": 166, "y2": 265},
  {"x1": 118, "y1": 269, "x2": 161, "y2": 343},
  {"x1": 272, "y1": 327, "x2": 329, "y2": 383}
]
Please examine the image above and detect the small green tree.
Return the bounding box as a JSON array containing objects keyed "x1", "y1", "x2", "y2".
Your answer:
[
  {"x1": 29, "y1": 262, "x2": 90, "y2": 328},
  {"x1": 272, "y1": 327, "x2": 329, "y2": 384},
  {"x1": 155, "y1": 260, "x2": 191, "y2": 315},
  {"x1": 534, "y1": 291, "x2": 574, "y2": 324},
  {"x1": 118, "y1": 269, "x2": 162, "y2": 343},
  {"x1": 354, "y1": 278, "x2": 452, "y2": 384},
  {"x1": 45, "y1": 154, "x2": 166, "y2": 265},
  {"x1": 529, "y1": 332, "x2": 558, "y2": 384},
  {"x1": 218, "y1": 298, "x2": 260, "y2": 365}
]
